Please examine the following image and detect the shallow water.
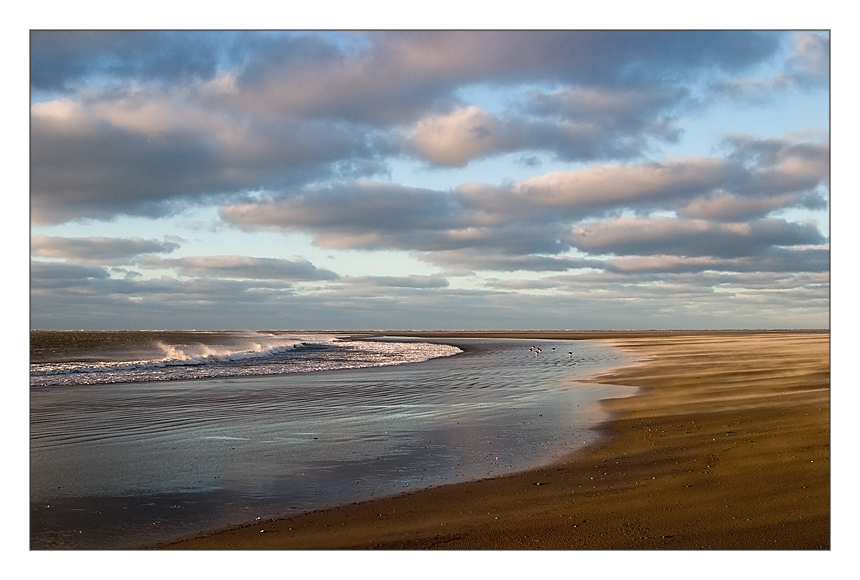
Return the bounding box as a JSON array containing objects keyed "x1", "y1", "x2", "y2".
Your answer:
[
  {"x1": 30, "y1": 337, "x2": 635, "y2": 549},
  {"x1": 30, "y1": 330, "x2": 461, "y2": 386}
]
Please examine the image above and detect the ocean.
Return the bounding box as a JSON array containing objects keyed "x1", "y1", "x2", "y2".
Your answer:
[{"x1": 30, "y1": 330, "x2": 635, "y2": 549}]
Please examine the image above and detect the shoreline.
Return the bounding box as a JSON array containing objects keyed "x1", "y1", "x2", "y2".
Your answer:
[
  {"x1": 33, "y1": 334, "x2": 627, "y2": 549},
  {"x1": 158, "y1": 331, "x2": 829, "y2": 550}
]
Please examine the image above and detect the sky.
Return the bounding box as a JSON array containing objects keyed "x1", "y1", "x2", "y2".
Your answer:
[{"x1": 28, "y1": 29, "x2": 831, "y2": 330}]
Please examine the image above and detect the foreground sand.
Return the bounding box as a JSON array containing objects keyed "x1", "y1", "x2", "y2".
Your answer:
[{"x1": 161, "y1": 332, "x2": 829, "y2": 550}]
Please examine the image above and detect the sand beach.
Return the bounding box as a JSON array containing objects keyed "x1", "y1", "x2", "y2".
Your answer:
[{"x1": 161, "y1": 331, "x2": 829, "y2": 550}]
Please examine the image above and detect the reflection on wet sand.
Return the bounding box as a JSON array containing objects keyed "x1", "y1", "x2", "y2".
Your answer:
[{"x1": 31, "y1": 338, "x2": 633, "y2": 549}]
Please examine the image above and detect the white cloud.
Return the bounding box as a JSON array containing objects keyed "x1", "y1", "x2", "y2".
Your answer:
[
  {"x1": 407, "y1": 106, "x2": 504, "y2": 167},
  {"x1": 31, "y1": 235, "x2": 180, "y2": 263}
]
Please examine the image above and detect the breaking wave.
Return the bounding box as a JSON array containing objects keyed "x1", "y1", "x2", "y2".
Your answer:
[{"x1": 30, "y1": 331, "x2": 462, "y2": 387}]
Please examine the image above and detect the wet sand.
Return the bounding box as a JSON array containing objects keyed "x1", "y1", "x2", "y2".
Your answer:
[
  {"x1": 31, "y1": 336, "x2": 631, "y2": 549},
  {"x1": 162, "y1": 331, "x2": 829, "y2": 550}
]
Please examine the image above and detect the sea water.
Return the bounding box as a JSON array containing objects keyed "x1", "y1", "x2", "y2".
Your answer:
[
  {"x1": 30, "y1": 330, "x2": 462, "y2": 387},
  {"x1": 30, "y1": 331, "x2": 635, "y2": 549}
]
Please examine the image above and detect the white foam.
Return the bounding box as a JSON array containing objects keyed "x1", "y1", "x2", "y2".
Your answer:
[{"x1": 30, "y1": 332, "x2": 462, "y2": 387}]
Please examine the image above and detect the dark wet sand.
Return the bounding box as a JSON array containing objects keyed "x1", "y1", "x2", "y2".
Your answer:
[{"x1": 161, "y1": 331, "x2": 829, "y2": 550}]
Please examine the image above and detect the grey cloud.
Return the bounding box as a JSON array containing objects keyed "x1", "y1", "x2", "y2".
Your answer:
[
  {"x1": 221, "y1": 182, "x2": 459, "y2": 248},
  {"x1": 527, "y1": 86, "x2": 686, "y2": 121},
  {"x1": 787, "y1": 32, "x2": 829, "y2": 83},
  {"x1": 140, "y1": 255, "x2": 340, "y2": 281},
  {"x1": 483, "y1": 278, "x2": 561, "y2": 290},
  {"x1": 725, "y1": 138, "x2": 830, "y2": 203},
  {"x1": 30, "y1": 97, "x2": 390, "y2": 224},
  {"x1": 30, "y1": 31, "x2": 792, "y2": 225},
  {"x1": 31, "y1": 109, "x2": 234, "y2": 223},
  {"x1": 709, "y1": 75, "x2": 798, "y2": 104},
  {"x1": 671, "y1": 135, "x2": 829, "y2": 220},
  {"x1": 31, "y1": 261, "x2": 110, "y2": 282},
  {"x1": 546, "y1": 267, "x2": 828, "y2": 310},
  {"x1": 712, "y1": 271, "x2": 828, "y2": 291},
  {"x1": 677, "y1": 191, "x2": 827, "y2": 221},
  {"x1": 208, "y1": 31, "x2": 779, "y2": 127},
  {"x1": 723, "y1": 135, "x2": 829, "y2": 175},
  {"x1": 417, "y1": 224, "x2": 571, "y2": 256},
  {"x1": 27, "y1": 276, "x2": 477, "y2": 330},
  {"x1": 744, "y1": 246, "x2": 830, "y2": 273},
  {"x1": 341, "y1": 275, "x2": 449, "y2": 289},
  {"x1": 371, "y1": 31, "x2": 778, "y2": 91},
  {"x1": 457, "y1": 157, "x2": 744, "y2": 220},
  {"x1": 232, "y1": 158, "x2": 732, "y2": 250},
  {"x1": 31, "y1": 267, "x2": 295, "y2": 300},
  {"x1": 406, "y1": 105, "x2": 683, "y2": 168},
  {"x1": 223, "y1": 182, "x2": 573, "y2": 256},
  {"x1": 29, "y1": 260, "x2": 827, "y2": 331},
  {"x1": 522, "y1": 86, "x2": 686, "y2": 156},
  {"x1": 458, "y1": 135, "x2": 828, "y2": 222},
  {"x1": 29, "y1": 30, "x2": 829, "y2": 327},
  {"x1": 708, "y1": 33, "x2": 829, "y2": 103},
  {"x1": 30, "y1": 30, "x2": 233, "y2": 92},
  {"x1": 569, "y1": 217, "x2": 826, "y2": 259},
  {"x1": 219, "y1": 133, "x2": 828, "y2": 270},
  {"x1": 31, "y1": 235, "x2": 180, "y2": 263},
  {"x1": 111, "y1": 268, "x2": 144, "y2": 279},
  {"x1": 412, "y1": 250, "x2": 601, "y2": 273},
  {"x1": 606, "y1": 246, "x2": 829, "y2": 274},
  {"x1": 517, "y1": 156, "x2": 542, "y2": 168},
  {"x1": 30, "y1": 269, "x2": 306, "y2": 330}
]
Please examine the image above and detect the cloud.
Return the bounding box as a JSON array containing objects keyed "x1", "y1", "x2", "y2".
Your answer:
[
  {"x1": 569, "y1": 216, "x2": 825, "y2": 259},
  {"x1": 460, "y1": 156, "x2": 737, "y2": 216},
  {"x1": 211, "y1": 31, "x2": 779, "y2": 126},
  {"x1": 218, "y1": 132, "x2": 828, "y2": 276},
  {"x1": 722, "y1": 134, "x2": 830, "y2": 188},
  {"x1": 220, "y1": 181, "x2": 459, "y2": 249},
  {"x1": 540, "y1": 265, "x2": 829, "y2": 322},
  {"x1": 459, "y1": 134, "x2": 828, "y2": 222},
  {"x1": 521, "y1": 85, "x2": 686, "y2": 153},
  {"x1": 30, "y1": 31, "x2": 791, "y2": 225},
  {"x1": 676, "y1": 191, "x2": 826, "y2": 221},
  {"x1": 605, "y1": 246, "x2": 829, "y2": 274},
  {"x1": 405, "y1": 99, "x2": 683, "y2": 167},
  {"x1": 30, "y1": 94, "x2": 392, "y2": 225},
  {"x1": 411, "y1": 250, "x2": 601, "y2": 274},
  {"x1": 787, "y1": 32, "x2": 829, "y2": 82},
  {"x1": 29, "y1": 252, "x2": 828, "y2": 331},
  {"x1": 341, "y1": 275, "x2": 449, "y2": 289},
  {"x1": 139, "y1": 255, "x2": 340, "y2": 281},
  {"x1": 375, "y1": 31, "x2": 779, "y2": 88},
  {"x1": 30, "y1": 261, "x2": 110, "y2": 283},
  {"x1": 407, "y1": 106, "x2": 506, "y2": 167},
  {"x1": 28, "y1": 31, "x2": 829, "y2": 330},
  {"x1": 30, "y1": 30, "x2": 228, "y2": 92},
  {"x1": 31, "y1": 263, "x2": 296, "y2": 304},
  {"x1": 223, "y1": 183, "x2": 575, "y2": 256},
  {"x1": 31, "y1": 235, "x2": 180, "y2": 263},
  {"x1": 483, "y1": 278, "x2": 562, "y2": 291},
  {"x1": 709, "y1": 32, "x2": 829, "y2": 102}
]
